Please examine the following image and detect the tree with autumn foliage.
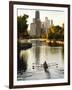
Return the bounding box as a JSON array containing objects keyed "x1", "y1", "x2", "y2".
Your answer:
[{"x1": 48, "y1": 24, "x2": 64, "y2": 41}]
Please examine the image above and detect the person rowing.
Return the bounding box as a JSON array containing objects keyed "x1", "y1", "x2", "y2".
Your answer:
[{"x1": 43, "y1": 61, "x2": 48, "y2": 72}]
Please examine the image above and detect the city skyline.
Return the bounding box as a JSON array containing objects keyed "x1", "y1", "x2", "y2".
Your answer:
[
  {"x1": 17, "y1": 9, "x2": 64, "y2": 30},
  {"x1": 30, "y1": 11, "x2": 53, "y2": 37},
  {"x1": 30, "y1": 11, "x2": 41, "y2": 37}
]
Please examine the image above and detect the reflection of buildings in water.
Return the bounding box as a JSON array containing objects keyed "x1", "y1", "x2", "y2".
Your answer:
[
  {"x1": 39, "y1": 45, "x2": 48, "y2": 64},
  {"x1": 26, "y1": 45, "x2": 41, "y2": 71},
  {"x1": 35, "y1": 46, "x2": 40, "y2": 65},
  {"x1": 17, "y1": 45, "x2": 64, "y2": 80}
]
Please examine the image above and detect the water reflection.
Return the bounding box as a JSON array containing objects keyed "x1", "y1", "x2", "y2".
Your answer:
[
  {"x1": 45, "y1": 70, "x2": 51, "y2": 79},
  {"x1": 35, "y1": 46, "x2": 40, "y2": 65},
  {"x1": 17, "y1": 40, "x2": 64, "y2": 80}
]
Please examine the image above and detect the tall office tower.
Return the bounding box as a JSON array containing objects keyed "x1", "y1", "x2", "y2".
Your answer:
[
  {"x1": 30, "y1": 18, "x2": 36, "y2": 36},
  {"x1": 44, "y1": 17, "x2": 49, "y2": 29},
  {"x1": 41, "y1": 22, "x2": 44, "y2": 30},
  {"x1": 33, "y1": 18, "x2": 35, "y2": 23},
  {"x1": 29, "y1": 11, "x2": 41, "y2": 38},
  {"x1": 30, "y1": 23, "x2": 36, "y2": 36},
  {"x1": 44, "y1": 17, "x2": 51, "y2": 29},
  {"x1": 35, "y1": 11, "x2": 41, "y2": 38},
  {"x1": 51, "y1": 20, "x2": 53, "y2": 27},
  {"x1": 48, "y1": 20, "x2": 50, "y2": 28},
  {"x1": 35, "y1": 11, "x2": 40, "y2": 19},
  {"x1": 41, "y1": 22, "x2": 47, "y2": 36},
  {"x1": 43, "y1": 17, "x2": 49, "y2": 38}
]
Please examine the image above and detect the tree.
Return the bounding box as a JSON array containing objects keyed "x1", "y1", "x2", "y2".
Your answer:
[
  {"x1": 48, "y1": 25, "x2": 64, "y2": 41},
  {"x1": 54, "y1": 25, "x2": 62, "y2": 40},
  {"x1": 48, "y1": 26, "x2": 55, "y2": 40},
  {"x1": 60, "y1": 24, "x2": 64, "y2": 41},
  {"x1": 17, "y1": 14, "x2": 29, "y2": 39}
]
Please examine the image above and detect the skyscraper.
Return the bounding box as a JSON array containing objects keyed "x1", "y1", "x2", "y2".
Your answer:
[
  {"x1": 29, "y1": 11, "x2": 53, "y2": 38},
  {"x1": 30, "y1": 11, "x2": 41, "y2": 38},
  {"x1": 51, "y1": 20, "x2": 53, "y2": 27},
  {"x1": 35, "y1": 11, "x2": 40, "y2": 19},
  {"x1": 42, "y1": 17, "x2": 53, "y2": 38},
  {"x1": 35, "y1": 11, "x2": 41, "y2": 37},
  {"x1": 44, "y1": 17, "x2": 49, "y2": 29},
  {"x1": 30, "y1": 23, "x2": 36, "y2": 36},
  {"x1": 43, "y1": 17, "x2": 49, "y2": 38}
]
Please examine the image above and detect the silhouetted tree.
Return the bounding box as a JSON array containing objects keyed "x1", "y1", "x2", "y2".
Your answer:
[{"x1": 17, "y1": 14, "x2": 29, "y2": 39}]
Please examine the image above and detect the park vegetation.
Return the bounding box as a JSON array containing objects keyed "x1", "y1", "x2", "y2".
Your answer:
[
  {"x1": 48, "y1": 24, "x2": 64, "y2": 41},
  {"x1": 17, "y1": 14, "x2": 29, "y2": 39},
  {"x1": 17, "y1": 14, "x2": 64, "y2": 42}
]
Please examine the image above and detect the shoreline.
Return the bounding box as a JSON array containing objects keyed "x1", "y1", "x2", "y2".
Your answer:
[{"x1": 46, "y1": 40, "x2": 64, "y2": 45}]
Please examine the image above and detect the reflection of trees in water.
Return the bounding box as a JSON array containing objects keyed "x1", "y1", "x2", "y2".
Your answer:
[
  {"x1": 17, "y1": 50, "x2": 27, "y2": 73},
  {"x1": 49, "y1": 47, "x2": 60, "y2": 54},
  {"x1": 17, "y1": 56, "x2": 27, "y2": 72}
]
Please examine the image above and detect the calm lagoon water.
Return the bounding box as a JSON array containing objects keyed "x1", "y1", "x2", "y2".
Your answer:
[{"x1": 17, "y1": 40, "x2": 64, "y2": 80}]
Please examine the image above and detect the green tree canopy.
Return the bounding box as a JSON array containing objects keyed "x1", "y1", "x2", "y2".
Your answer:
[{"x1": 17, "y1": 14, "x2": 29, "y2": 38}]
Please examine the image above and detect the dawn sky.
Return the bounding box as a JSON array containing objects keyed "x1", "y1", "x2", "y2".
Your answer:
[{"x1": 17, "y1": 9, "x2": 64, "y2": 30}]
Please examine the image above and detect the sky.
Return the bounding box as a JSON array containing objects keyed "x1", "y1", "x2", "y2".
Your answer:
[{"x1": 17, "y1": 8, "x2": 65, "y2": 30}]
